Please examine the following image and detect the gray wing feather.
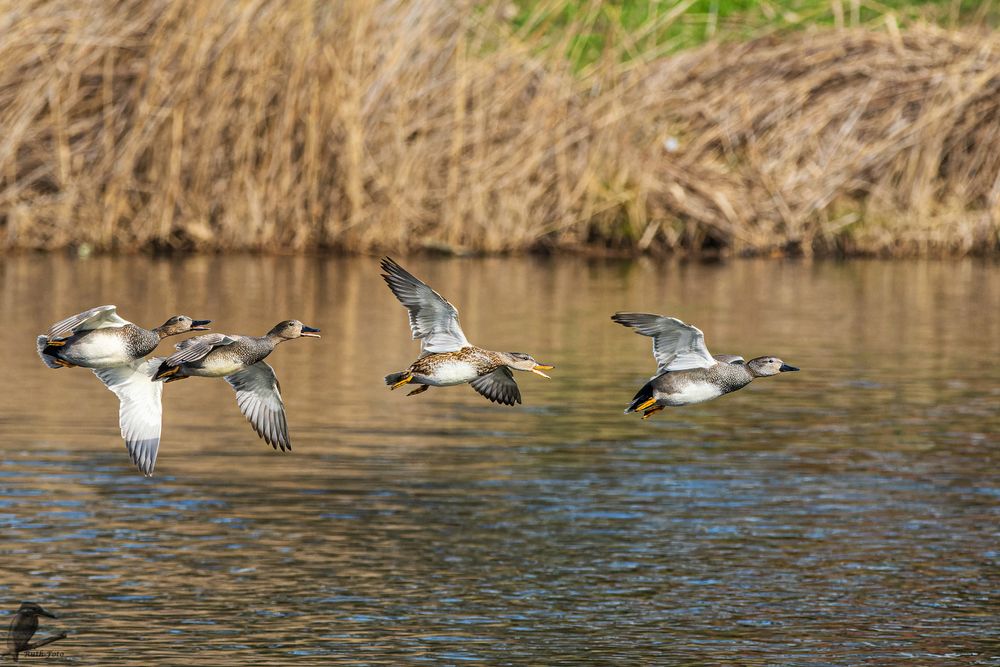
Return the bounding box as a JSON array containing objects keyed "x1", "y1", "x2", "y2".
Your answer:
[
  {"x1": 225, "y1": 362, "x2": 290, "y2": 451},
  {"x1": 611, "y1": 312, "x2": 716, "y2": 373},
  {"x1": 92, "y1": 358, "x2": 164, "y2": 476},
  {"x1": 380, "y1": 257, "x2": 470, "y2": 354},
  {"x1": 714, "y1": 354, "x2": 745, "y2": 364},
  {"x1": 469, "y1": 367, "x2": 521, "y2": 406},
  {"x1": 164, "y1": 334, "x2": 238, "y2": 365},
  {"x1": 47, "y1": 305, "x2": 128, "y2": 339}
]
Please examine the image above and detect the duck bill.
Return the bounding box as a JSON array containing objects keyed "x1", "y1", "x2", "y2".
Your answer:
[
  {"x1": 779, "y1": 363, "x2": 799, "y2": 372},
  {"x1": 301, "y1": 325, "x2": 321, "y2": 338},
  {"x1": 191, "y1": 319, "x2": 212, "y2": 331},
  {"x1": 531, "y1": 364, "x2": 553, "y2": 378}
]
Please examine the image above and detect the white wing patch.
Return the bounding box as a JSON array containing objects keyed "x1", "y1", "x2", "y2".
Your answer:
[{"x1": 92, "y1": 358, "x2": 164, "y2": 476}]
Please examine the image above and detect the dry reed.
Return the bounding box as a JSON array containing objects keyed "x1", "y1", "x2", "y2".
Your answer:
[
  {"x1": 622, "y1": 26, "x2": 1000, "y2": 256},
  {"x1": 0, "y1": 0, "x2": 997, "y2": 255}
]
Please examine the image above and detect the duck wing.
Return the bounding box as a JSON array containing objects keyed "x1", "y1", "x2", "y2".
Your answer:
[
  {"x1": 469, "y1": 367, "x2": 521, "y2": 406},
  {"x1": 47, "y1": 304, "x2": 129, "y2": 339},
  {"x1": 164, "y1": 333, "x2": 239, "y2": 365},
  {"x1": 92, "y1": 358, "x2": 164, "y2": 476},
  {"x1": 713, "y1": 354, "x2": 745, "y2": 364},
  {"x1": 380, "y1": 257, "x2": 470, "y2": 354},
  {"x1": 224, "y1": 362, "x2": 290, "y2": 451},
  {"x1": 611, "y1": 312, "x2": 716, "y2": 373}
]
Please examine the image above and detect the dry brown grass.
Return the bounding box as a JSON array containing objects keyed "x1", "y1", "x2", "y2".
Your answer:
[
  {"x1": 623, "y1": 26, "x2": 1000, "y2": 256},
  {"x1": 0, "y1": 0, "x2": 997, "y2": 255}
]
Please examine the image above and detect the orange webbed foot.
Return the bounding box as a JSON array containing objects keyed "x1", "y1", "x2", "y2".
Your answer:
[
  {"x1": 390, "y1": 374, "x2": 413, "y2": 390},
  {"x1": 641, "y1": 406, "x2": 664, "y2": 420},
  {"x1": 634, "y1": 397, "x2": 658, "y2": 413}
]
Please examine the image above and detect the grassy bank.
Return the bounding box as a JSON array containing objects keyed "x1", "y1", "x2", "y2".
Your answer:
[
  {"x1": 511, "y1": 0, "x2": 999, "y2": 68},
  {"x1": 0, "y1": 0, "x2": 997, "y2": 256}
]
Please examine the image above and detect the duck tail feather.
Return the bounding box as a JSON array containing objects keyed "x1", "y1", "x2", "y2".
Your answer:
[
  {"x1": 625, "y1": 379, "x2": 656, "y2": 414},
  {"x1": 384, "y1": 371, "x2": 409, "y2": 386},
  {"x1": 152, "y1": 359, "x2": 185, "y2": 382},
  {"x1": 37, "y1": 335, "x2": 63, "y2": 369}
]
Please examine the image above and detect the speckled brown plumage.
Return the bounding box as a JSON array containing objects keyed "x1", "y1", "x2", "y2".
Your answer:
[
  {"x1": 381, "y1": 257, "x2": 553, "y2": 406},
  {"x1": 408, "y1": 346, "x2": 504, "y2": 377}
]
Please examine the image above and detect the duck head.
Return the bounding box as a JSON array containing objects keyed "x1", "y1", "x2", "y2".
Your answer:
[
  {"x1": 747, "y1": 356, "x2": 799, "y2": 377},
  {"x1": 502, "y1": 352, "x2": 554, "y2": 378},
  {"x1": 157, "y1": 315, "x2": 212, "y2": 337},
  {"x1": 268, "y1": 320, "x2": 322, "y2": 340}
]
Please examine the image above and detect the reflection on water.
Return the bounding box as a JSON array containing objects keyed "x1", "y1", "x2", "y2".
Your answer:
[{"x1": 0, "y1": 255, "x2": 998, "y2": 664}]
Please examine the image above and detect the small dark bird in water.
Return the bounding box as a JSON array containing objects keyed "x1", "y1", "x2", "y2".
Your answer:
[
  {"x1": 7, "y1": 602, "x2": 57, "y2": 662},
  {"x1": 152, "y1": 320, "x2": 321, "y2": 451},
  {"x1": 35, "y1": 305, "x2": 211, "y2": 476},
  {"x1": 380, "y1": 257, "x2": 553, "y2": 405},
  {"x1": 612, "y1": 312, "x2": 799, "y2": 419}
]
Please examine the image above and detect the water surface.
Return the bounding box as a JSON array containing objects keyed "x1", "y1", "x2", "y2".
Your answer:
[{"x1": 1, "y1": 256, "x2": 998, "y2": 664}]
